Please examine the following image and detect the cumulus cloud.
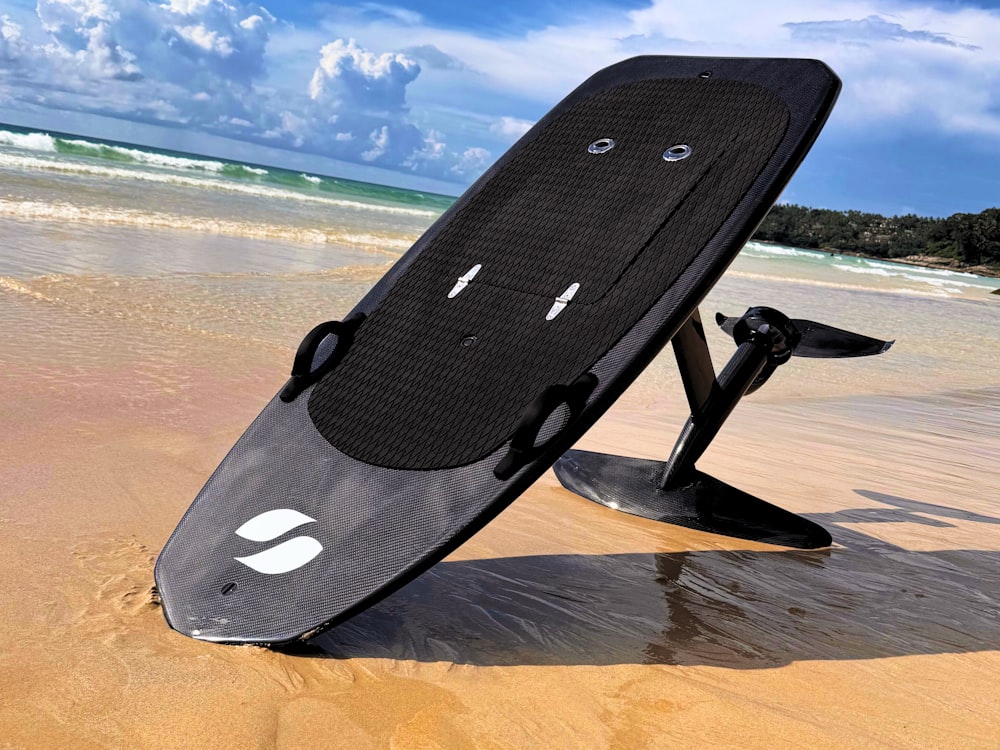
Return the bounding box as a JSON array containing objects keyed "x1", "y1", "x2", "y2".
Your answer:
[
  {"x1": 35, "y1": 0, "x2": 144, "y2": 81},
  {"x1": 2, "y1": 3, "x2": 490, "y2": 180},
  {"x1": 294, "y1": 38, "x2": 428, "y2": 168},
  {"x1": 309, "y1": 38, "x2": 420, "y2": 111},
  {"x1": 29, "y1": 0, "x2": 275, "y2": 126},
  {"x1": 8, "y1": 0, "x2": 1000, "y2": 188}
]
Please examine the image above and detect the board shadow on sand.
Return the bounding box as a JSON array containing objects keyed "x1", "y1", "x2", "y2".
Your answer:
[{"x1": 304, "y1": 491, "x2": 1000, "y2": 668}]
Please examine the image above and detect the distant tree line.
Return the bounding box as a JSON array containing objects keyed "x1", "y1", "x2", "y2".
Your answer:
[{"x1": 752, "y1": 204, "x2": 1000, "y2": 269}]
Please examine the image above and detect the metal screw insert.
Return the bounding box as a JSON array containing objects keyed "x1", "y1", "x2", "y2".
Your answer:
[
  {"x1": 588, "y1": 138, "x2": 616, "y2": 154},
  {"x1": 663, "y1": 144, "x2": 692, "y2": 161}
]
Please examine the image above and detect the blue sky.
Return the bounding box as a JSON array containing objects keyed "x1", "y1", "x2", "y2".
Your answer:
[{"x1": 1, "y1": 0, "x2": 999, "y2": 216}]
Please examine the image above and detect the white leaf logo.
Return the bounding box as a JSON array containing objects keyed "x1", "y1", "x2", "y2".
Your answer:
[{"x1": 233, "y1": 509, "x2": 323, "y2": 574}]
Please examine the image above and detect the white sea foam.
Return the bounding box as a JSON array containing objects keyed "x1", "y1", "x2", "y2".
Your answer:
[
  {"x1": 0, "y1": 130, "x2": 58, "y2": 152},
  {"x1": 0, "y1": 152, "x2": 438, "y2": 218},
  {"x1": 0, "y1": 198, "x2": 410, "y2": 253},
  {"x1": 338, "y1": 232, "x2": 411, "y2": 251},
  {"x1": 873, "y1": 261, "x2": 979, "y2": 279},
  {"x1": 831, "y1": 261, "x2": 990, "y2": 292},
  {"x1": 302, "y1": 174, "x2": 322, "y2": 184},
  {"x1": 61, "y1": 139, "x2": 231, "y2": 173},
  {"x1": 727, "y1": 270, "x2": 962, "y2": 298},
  {"x1": 903, "y1": 274, "x2": 979, "y2": 289},
  {"x1": 742, "y1": 242, "x2": 825, "y2": 259},
  {"x1": 833, "y1": 263, "x2": 895, "y2": 277}
]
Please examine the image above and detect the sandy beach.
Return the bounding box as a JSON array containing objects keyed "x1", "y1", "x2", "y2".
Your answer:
[
  {"x1": 2, "y1": 250, "x2": 999, "y2": 749},
  {"x1": 2, "y1": 138, "x2": 999, "y2": 748}
]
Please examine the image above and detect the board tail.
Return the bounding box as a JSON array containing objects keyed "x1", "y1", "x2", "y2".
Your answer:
[{"x1": 554, "y1": 305, "x2": 893, "y2": 547}]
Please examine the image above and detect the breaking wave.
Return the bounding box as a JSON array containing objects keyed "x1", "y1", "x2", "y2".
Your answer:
[
  {"x1": 0, "y1": 151, "x2": 439, "y2": 218},
  {"x1": 0, "y1": 126, "x2": 454, "y2": 215},
  {"x1": 0, "y1": 198, "x2": 412, "y2": 253}
]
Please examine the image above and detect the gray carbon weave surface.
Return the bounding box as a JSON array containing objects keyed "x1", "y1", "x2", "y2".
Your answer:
[
  {"x1": 309, "y1": 77, "x2": 790, "y2": 470},
  {"x1": 155, "y1": 390, "x2": 507, "y2": 642}
]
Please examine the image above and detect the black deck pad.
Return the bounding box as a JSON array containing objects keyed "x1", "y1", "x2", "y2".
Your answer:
[
  {"x1": 309, "y1": 78, "x2": 790, "y2": 470},
  {"x1": 155, "y1": 56, "x2": 840, "y2": 644}
]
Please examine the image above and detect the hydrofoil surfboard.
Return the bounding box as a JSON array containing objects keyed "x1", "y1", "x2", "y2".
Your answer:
[{"x1": 156, "y1": 56, "x2": 891, "y2": 644}]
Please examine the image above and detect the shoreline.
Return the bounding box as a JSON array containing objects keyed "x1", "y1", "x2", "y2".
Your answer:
[
  {"x1": 886, "y1": 253, "x2": 1000, "y2": 282},
  {"x1": 760, "y1": 241, "x2": 1000, "y2": 282}
]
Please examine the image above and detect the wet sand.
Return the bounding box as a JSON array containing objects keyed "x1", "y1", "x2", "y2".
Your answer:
[{"x1": 2, "y1": 271, "x2": 1000, "y2": 749}]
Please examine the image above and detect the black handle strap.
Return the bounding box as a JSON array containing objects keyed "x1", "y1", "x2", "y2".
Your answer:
[
  {"x1": 279, "y1": 312, "x2": 366, "y2": 403},
  {"x1": 494, "y1": 372, "x2": 598, "y2": 480}
]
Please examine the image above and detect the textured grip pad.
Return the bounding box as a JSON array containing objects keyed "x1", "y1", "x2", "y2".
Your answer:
[{"x1": 309, "y1": 77, "x2": 789, "y2": 470}]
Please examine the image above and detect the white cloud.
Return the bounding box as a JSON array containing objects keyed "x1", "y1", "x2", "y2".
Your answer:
[
  {"x1": 299, "y1": 37, "x2": 429, "y2": 167},
  {"x1": 306, "y1": 1, "x2": 999, "y2": 141},
  {"x1": 618, "y1": 3, "x2": 1000, "y2": 138},
  {"x1": 402, "y1": 128, "x2": 445, "y2": 169},
  {"x1": 176, "y1": 24, "x2": 235, "y2": 56},
  {"x1": 361, "y1": 124, "x2": 390, "y2": 161},
  {"x1": 7, "y1": 0, "x2": 1000, "y2": 187},
  {"x1": 401, "y1": 43, "x2": 469, "y2": 71},
  {"x1": 785, "y1": 15, "x2": 979, "y2": 49},
  {"x1": 357, "y1": 3, "x2": 424, "y2": 26},
  {"x1": 309, "y1": 38, "x2": 420, "y2": 111},
  {"x1": 163, "y1": 0, "x2": 214, "y2": 14},
  {"x1": 1, "y1": 14, "x2": 29, "y2": 63},
  {"x1": 489, "y1": 116, "x2": 533, "y2": 141},
  {"x1": 239, "y1": 14, "x2": 264, "y2": 31},
  {"x1": 450, "y1": 146, "x2": 491, "y2": 177}
]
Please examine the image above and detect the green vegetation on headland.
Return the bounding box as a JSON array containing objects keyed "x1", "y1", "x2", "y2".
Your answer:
[{"x1": 753, "y1": 204, "x2": 1000, "y2": 278}]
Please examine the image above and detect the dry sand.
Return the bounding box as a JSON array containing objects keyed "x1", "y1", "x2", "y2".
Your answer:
[{"x1": 2, "y1": 291, "x2": 999, "y2": 749}]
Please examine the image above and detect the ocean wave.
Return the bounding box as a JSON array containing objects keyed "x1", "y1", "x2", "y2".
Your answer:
[
  {"x1": 61, "y1": 139, "x2": 281, "y2": 180},
  {"x1": 727, "y1": 270, "x2": 972, "y2": 298},
  {"x1": 58, "y1": 138, "x2": 237, "y2": 174},
  {"x1": 903, "y1": 274, "x2": 981, "y2": 289},
  {"x1": 833, "y1": 262, "x2": 989, "y2": 290},
  {"x1": 0, "y1": 198, "x2": 412, "y2": 253},
  {"x1": 832, "y1": 263, "x2": 895, "y2": 277},
  {"x1": 747, "y1": 245, "x2": 989, "y2": 285},
  {"x1": 3, "y1": 129, "x2": 266, "y2": 178},
  {"x1": 0, "y1": 129, "x2": 58, "y2": 152},
  {"x1": 863, "y1": 259, "x2": 980, "y2": 279},
  {"x1": 742, "y1": 242, "x2": 827, "y2": 259},
  {"x1": 0, "y1": 152, "x2": 438, "y2": 218}
]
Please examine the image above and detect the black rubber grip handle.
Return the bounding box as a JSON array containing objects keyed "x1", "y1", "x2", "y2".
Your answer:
[
  {"x1": 280, "y1": 312, "x2": 366, "y2": 403},
  {"x1": 494, "y1": 372, "x2": 598, "y2": 480}
]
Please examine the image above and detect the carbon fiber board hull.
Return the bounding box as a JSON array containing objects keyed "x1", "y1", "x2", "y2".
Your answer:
[{"x1": 155, "y1": 55, "x2": 840, "y2": 643}]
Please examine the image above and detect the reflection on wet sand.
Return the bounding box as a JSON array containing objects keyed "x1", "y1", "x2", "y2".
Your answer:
[{"x1": 312, "y1": 492, "x2": 1000, "y2": 669}]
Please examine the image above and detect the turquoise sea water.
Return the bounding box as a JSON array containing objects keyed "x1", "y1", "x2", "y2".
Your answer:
[
  {"x1": 0, "y1": 125, "x2": 451, "y2": 277},
  {"x1": 2, "y1": 125, "x2": 998, "y2": 404}
]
